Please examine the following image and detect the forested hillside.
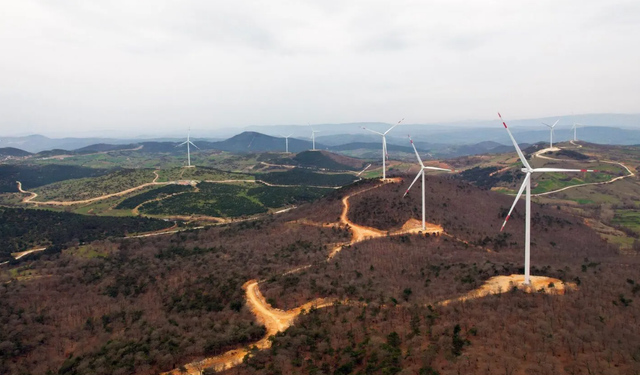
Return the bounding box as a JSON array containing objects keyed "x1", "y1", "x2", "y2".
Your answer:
[
  {"x1": 0, "y1": 164, "x2": 112, "y2": 192},
  {"x1": 32, "y1": 169, "x2": 156, "y2": 201},
  {"x1": 0, "y1": 218, "x2": 350, "y2": 374},
  {"x1": 0, "y1": 207, "x2": 173, "y2": 261},
  {"x1": 1, "y1": 175, "x2": 638, "y2": 375},
  {"x1": 260, "y1": 168, "x2": 358, "y2": 187},
  {"x1": 139, "y1": 182, "x2": 331, "y2": 218}
]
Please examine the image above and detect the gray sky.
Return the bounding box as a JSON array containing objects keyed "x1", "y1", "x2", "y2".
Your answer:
[{"x1": 1, "y1": 0, "x2": 639, "y2": 136}]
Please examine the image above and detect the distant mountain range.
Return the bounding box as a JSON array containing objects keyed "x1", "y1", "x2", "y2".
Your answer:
[
  {"x1": 2, "y1": 113, "x2": 639, "y2": 152},
  {"x1": 0, "y1": 129, "x2": 568, "y2": 162}
]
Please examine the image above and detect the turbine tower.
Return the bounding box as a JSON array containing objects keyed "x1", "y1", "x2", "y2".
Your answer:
[
  {"x1": 281, "y1": 134, "x2": 294, "y2": 153},
  {"x1": 541, "y1": 119, "x2": 560, "y2": 148},
  {"x1": 403, "y1": 136, "x2": 451, "y2": 231},
  {"x1": 311, "y1": 129, "x2": 321, "y2": 151},
  {"x1": 571, "y1": 122, "x2": 582, "y2": 141},
  {"x1": 176, "y1": 128, "x2": 199, "y2": 167},
  {"x1": 362, "y1": 118, "x2": 404, "y2": 180},
  {"x1": 499, "y1": 112, "x2": 596, "y2": 285}
]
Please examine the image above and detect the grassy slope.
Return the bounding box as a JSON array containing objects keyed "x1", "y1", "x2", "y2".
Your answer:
[{"x1": 32, "y1": 169, "x2": 156, "y2": 201}]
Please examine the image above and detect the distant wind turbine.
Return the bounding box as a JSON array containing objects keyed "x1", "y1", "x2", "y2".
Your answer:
[
  {"x1": 571, "y1": 122, "x2": 582, "y2": 141},
  {"x1": 176, "y1": 128, "x2": 199, "y2": 167},
  {"x1": 281, "y1": 134, "x2": 294, "y2": 153},
  {"x1": 499, "y1": 112, "x2": 596, "y2": 285},
  {"x1": 403, "y1": 136, "x2": 451, "y2": 231},
  {"x1": 361, "y1": 118, "x2": 404, "y2": 180},
  {"x1": 311, "y1": 129, "x2": 321, "y2": 151},
  {"x1": 541, "y1": 119, "x2": 560, "y2": 148}
]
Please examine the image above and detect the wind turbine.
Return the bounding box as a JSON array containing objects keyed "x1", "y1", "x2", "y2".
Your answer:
[
  {"x1": 311, "y1": 129, "x2": 321, "y2": 151},
  {"x1": 281, "y1": 134, "x2": 294, "y2": 153},
  {"x1": 541, "y1": 119, "x2": 560, "y2": 148},
  {"x1": 403, "y1": 136, "x2": 451, "y2": 231},
  {"x1": 571, "y1": 122, "x2": 582, "y2": 141},
  {"x1": 499, "y1": 112, "x2": 596, "y2": 285},
  {"x1": 361, "y1": 118, "x2": 404, "y2": 180},
  {"x1": 176, "y1": 128, "x2": 199, "y2": 167}
]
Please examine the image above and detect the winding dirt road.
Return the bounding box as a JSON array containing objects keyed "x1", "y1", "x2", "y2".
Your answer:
[
  {"x1": 161, "y1": 178, "x2": 444, "y2": 375},
  {"x1": 18, "y1": 171, "x2": 166, "y2": 206},
  {"x1": 16, "y1": 172, "x2": 345, "y2": 208},
  {"x1": 531, "y1": 147, "x2": 635, "y2": 197}
]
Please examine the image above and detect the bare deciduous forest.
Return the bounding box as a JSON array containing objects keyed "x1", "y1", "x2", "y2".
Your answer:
[{"x1": 1, "y1": 175, "x2": 638, "y2": 375}]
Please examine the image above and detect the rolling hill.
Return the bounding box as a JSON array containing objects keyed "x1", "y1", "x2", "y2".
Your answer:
[
  {"x1": 209, "y1": 132, "x2": 316, "y2": 153},
  {"x1": 0, "y1": 147, "x2": 31, "y2": 157},
  {"x1": 291, "y1": 150, "x2": 368, "y2": 171}
]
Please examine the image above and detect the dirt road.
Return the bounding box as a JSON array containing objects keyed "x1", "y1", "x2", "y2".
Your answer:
[
  {"x1": 162, "y1": 281, "x2": 333, "y2": 375},
  {"x1": 162, "y1": 178, "x2": 445, "y2": 375},
  {"x1": 11, "y1": 247, "x2": 47, "y2": 260},
  {"x1": 18, "y1": 171, "x2": 166, "y2": 206},
  {"x1": 530, "y1": 147, "x2": 635, "y2": 197}
]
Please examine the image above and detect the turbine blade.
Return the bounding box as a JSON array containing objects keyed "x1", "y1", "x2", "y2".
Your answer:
[
  {"x1": 287, "y1": 133, "x2": 293, "y2": 137},
  {"x1": 403, "y1": 169, "x2": 423, "y2": 197},
  {"x1": 424, "y1": 166, "x2": 452, "y2": 172},
  {"x1": 501, "y1": 173, "x2": 531, "y2": 232},
  {"x1": 408, "y1": 136, "x2": 425, "y2": 168},
  {"x1": 552, "y1": 119, "x2": 560, "y2": 128},
  {"x1": 498, "y1": 112, "x2": 531, "y2": 170},
  {"x1": 189, "y1": 141, "x2": 199, "y2": 149},
  {"x1": 533, "y1": 168, "x2": 597, "y2": 173},
  {"x1": 361, "y1": 126, "x2": 383, "y2": 136},
  {"x1": 542, "y1": 122, "x2": 553, "y2": 129},
  {"x1": 176, "y1": 141, "x2": 188, "y2": 147},
  {"x1": 383, "y1": 118, "x2": 404, "y2": 135}
]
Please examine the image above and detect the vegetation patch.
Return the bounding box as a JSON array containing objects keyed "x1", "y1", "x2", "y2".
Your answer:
[
  {"x1": 32, "y1": 169, "x2": 156, "y2": 201},
  {"x1": 291, "y1": 150, "x2": 364, "y2": 171},
  {"x1": 457, "y1": 166, "x2": 518, "y2": 189},
  {"x1": 0, "y1": 164, "x2": 112, "y2": 193},
  {"x1": 115, "y1": 184, "x2": 195, "y2": 209},
  {"x1": 260, "y1": 168, "x2": 358, "y2": 187},
  {"x1": 531, "y1": 171, "x2": 615, "y2": 194},
  {"x1": 0, "y1": 207, "x2": 172, "y2": 261},
  {"x1": 156, "y1": 166, "x2": 253, "y2": 183},
  {"x1": 612, "y1": 210, "x2": 640, "y2": 234},
  {"x1": 139, "y1": 182, "x2": 332, "y2": 218},
  {"x1": 246, "y1": 185, "x2": 332, "y2": 208}
]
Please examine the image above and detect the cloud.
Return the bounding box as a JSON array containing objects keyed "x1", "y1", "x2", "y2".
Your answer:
[{"x1": 0, "y1": 0, "x2": 638, "y2": 136}]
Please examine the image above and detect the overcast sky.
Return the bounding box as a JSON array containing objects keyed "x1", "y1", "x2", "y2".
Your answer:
[{"x1": 1, "y1": 0, "x2": 639, "y2": 136}]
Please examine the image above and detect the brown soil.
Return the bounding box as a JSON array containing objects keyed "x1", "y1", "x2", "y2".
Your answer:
[{"x1": 440, "y1": 275, "x2": 577, "y2": 306}]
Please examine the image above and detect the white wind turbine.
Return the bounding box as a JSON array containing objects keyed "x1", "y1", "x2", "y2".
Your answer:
[
  {"x1": 499, "y1": 112, "x2": 597, "y2": 285},
  {"x1": 281, "y1": 134, "x2": 294, "y2": 153},
  {"x1": 176, "y1": 128, "x2": 199, "y2": 167},
  {"x1": 541, "y1": 119, "x2": 560, "y2": 148},
  {"x1": 571, "y1": 122, "x2": 582, "y2": 141},
  {"x1": 403, "y1": 136, "x2": 451, "y2": 231},
  {"x1": 361, "y1": 118, "x2": 404, "y2": 180},
  {"x1": 311, "y1": 129, "x2": 321, "y2": 151}
]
